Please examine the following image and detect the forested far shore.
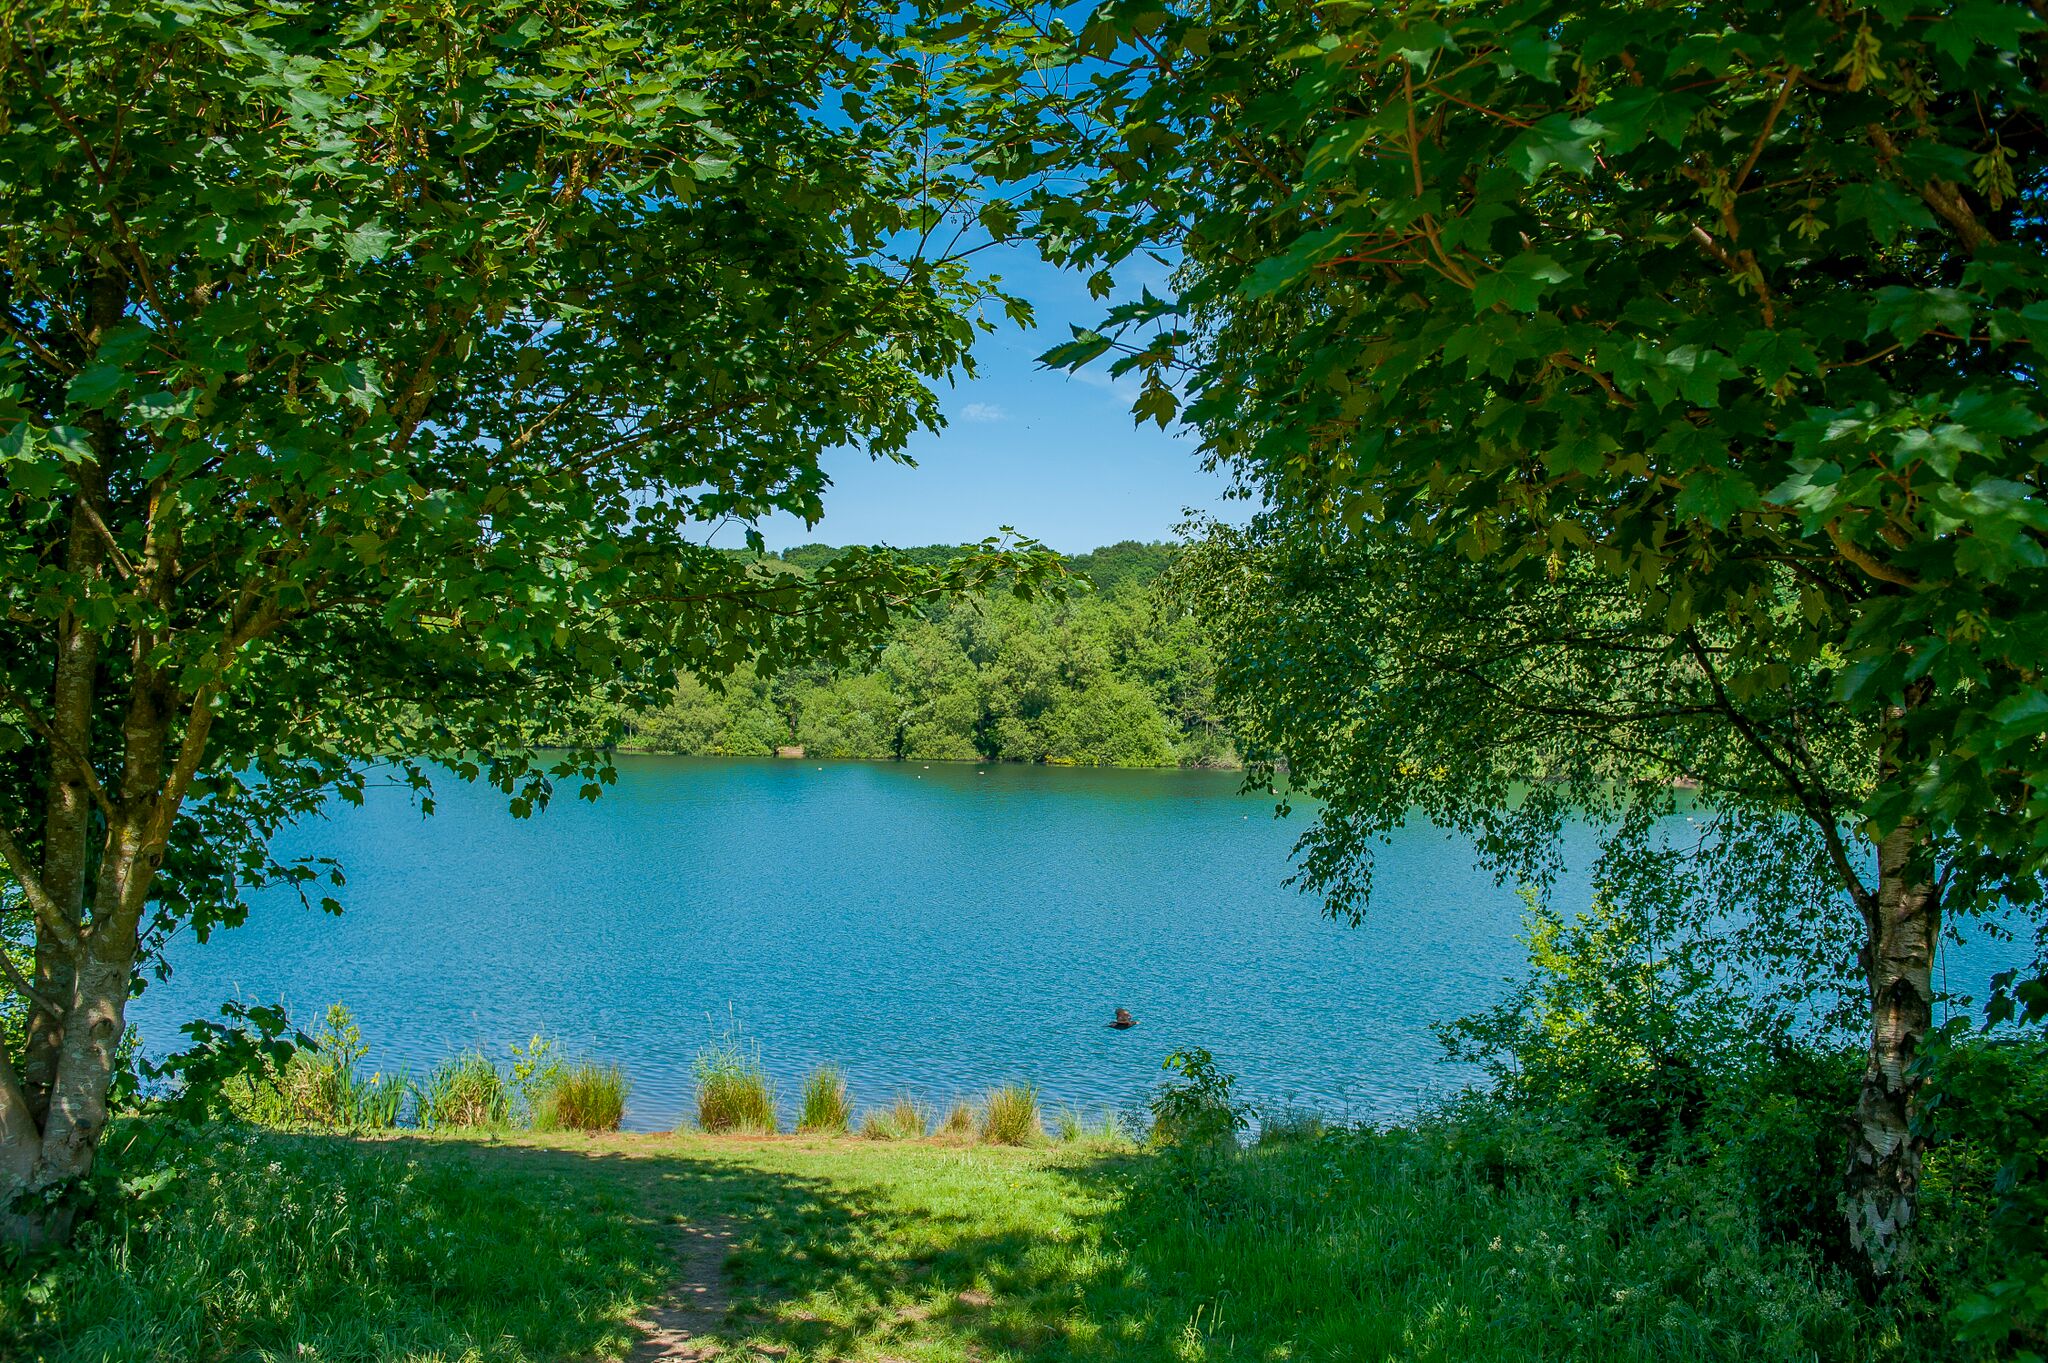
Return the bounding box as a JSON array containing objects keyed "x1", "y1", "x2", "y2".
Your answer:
[{"x1": 555, "y1": 541, "x2": 1237, "y2": 769}]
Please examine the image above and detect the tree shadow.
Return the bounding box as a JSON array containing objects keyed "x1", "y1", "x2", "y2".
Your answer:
[{"x1": 367, "y1": 1132, "x2": 1167, "y2": 1362}]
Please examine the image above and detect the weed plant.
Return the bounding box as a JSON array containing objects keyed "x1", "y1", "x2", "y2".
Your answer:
[{"x1": 225, "y1": 1004, "x2": 407, "y2": 1130}]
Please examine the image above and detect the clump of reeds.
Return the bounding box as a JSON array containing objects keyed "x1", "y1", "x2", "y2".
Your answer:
[
  {"x1": 536, "y1": 1061, "x2": 630, "y2": 1133},
  {"x1": 796, "y1": 1065, "x2": 852, "y2": 1135},
  {"x1": 859, "y1": 1094, "x2": 928, "y2": 1141},
  {"x1": 938, "y1": 1099, "x2": 978, "y2": 1141},
  {"x1": 980, "y1": 1083, "x2": 1043, "y2": 1146},
  {"x1": 416, "y1": 1050, "x2": 509, "y2": 1129},
  {"x1": 694, "y1": 1033, "x2": 777, "y2": 1134}
]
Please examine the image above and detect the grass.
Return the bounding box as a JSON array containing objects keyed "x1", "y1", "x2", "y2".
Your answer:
[
  {"x1": 796, "y1": 1065, "x2": 852, "y2": 1134},
  {"x1": 0, "y1": 1124, "x2": 668, "y2": 1363},
  {"x1": 980, "y1": 1082, "x2": 1043, "y2": 1146},
  {"x1": 538, "y1": 1060, "x2": 630, "y2": 1132},
  {"x1": 416, "y1": 1049, "x2": 509, "y2": 1129},
  {"x1": 694, "y1": 1036, "x2": 777, "y2": 1134},
  {"x1": 859, "y1": 1094, "x2": 927, "y2": 1140},
  {"x1": 939, "y1": 1098, "x2": 978, "y2": 1140},
  {"x1": 1, "y1": 1103, "x2": 2000, "y2": 1363}
]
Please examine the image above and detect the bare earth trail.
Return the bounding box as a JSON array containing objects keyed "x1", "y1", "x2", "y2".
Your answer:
[{"x1": 626, "y1": 1217, "x2": 737, "y2": 1362}]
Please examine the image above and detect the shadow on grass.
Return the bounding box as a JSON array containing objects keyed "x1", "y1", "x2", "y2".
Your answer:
[{"x1": 375, "y1": 1131, "x2": 1162, "y2": 1362}]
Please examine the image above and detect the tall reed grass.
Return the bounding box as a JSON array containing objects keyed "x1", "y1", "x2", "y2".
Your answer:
[
  {"x1": 417, "y1": 1051, "x2": 509, "y2": 1129},
  {"x1": 796, "y1": 1066, "x2": 852, "y2": 1134},
  {"x1": 693, "y1": 1033, "x2": 777, "y2": 1133},
  {"x1": 536, "y1": 1061, "x2": 629, "y2": 1132},
  {"x1": 226, "y1": 1004, "x2": 408, "y2": 1130},
  {"x1": 938, "y1": 1099, "x2": 978, "y2": 1140}
]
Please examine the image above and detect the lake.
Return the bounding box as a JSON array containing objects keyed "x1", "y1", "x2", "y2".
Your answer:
[{"x1": 128, "y1": 756, "x2": 2018, "y2": 1132}]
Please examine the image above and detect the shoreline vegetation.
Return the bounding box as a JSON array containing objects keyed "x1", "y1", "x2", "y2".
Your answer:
[
  {"x1": 551, "y1": 542, "x2": 1244, "y2": 771},
  {"x1": 5, "y1": 993, "x2": 2043, "y2": 1362}
]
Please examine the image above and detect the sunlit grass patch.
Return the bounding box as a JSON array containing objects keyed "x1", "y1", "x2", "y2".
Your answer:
[{"x1": 0, "y1": 1125, "x2": 667, "y2": 1363}]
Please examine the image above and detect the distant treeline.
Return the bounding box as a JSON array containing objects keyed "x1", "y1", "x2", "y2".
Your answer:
[{"x1": 565, "y1": 541, "x2": 1233, "y2": 768}]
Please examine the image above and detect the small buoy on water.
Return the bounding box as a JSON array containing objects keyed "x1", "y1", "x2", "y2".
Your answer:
[{"x1": 1110, "y1": 1007, "x2": 1138, "y2": 1030}]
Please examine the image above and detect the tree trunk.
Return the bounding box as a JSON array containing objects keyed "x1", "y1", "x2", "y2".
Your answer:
[
  {"x1": 0, "y1": 826, "x2": 151, "y2": 1254},
  {"x1": 1843, "y1": 816, "x2": 1940, "y2": 1275}
]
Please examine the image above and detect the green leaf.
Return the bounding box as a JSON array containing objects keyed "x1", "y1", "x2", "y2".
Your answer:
[
  {"x1": 1470, "y1": 253, "x2": 1572, "y2": 313},
  {"x1": 343, "y1": 220, "x2": 397, "y2": 264},
  {"x1": 66, "y1": 363, "x2": 128, "y2": 410},
  {"x1": 1506, "y1": 114, "x2": 1606, "y2": 181},
  {"x1": 1672, "y1": 467, "x2": 1761, "y2": 528}
]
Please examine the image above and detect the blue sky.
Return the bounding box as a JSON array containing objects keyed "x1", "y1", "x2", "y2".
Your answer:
[{"x1": 749, "y1": 243, "x2": 1236, "y2": 557}]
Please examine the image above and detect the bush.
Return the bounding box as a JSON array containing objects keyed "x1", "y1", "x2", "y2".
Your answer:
[
  {"x1": 1150, "y1": 1048, "x2": 1250, "y2": 1148},
  {"x1": 859, "y1": 1095, "x2": 927, "y2": 1141},
  {"x1": 536, "y1": 1061, "x2": 630, "y2": 1133},
  {"x1": 1921, "y1": 1028, "x2": 2048, "y2": 1358},
  {"x1": 796, "y1": 1066, "x2": 851, "y2": 1135},
  {"x1": 507, "y1": 1033, "x2": 567, "y2": 1126},
  {"x1": 417, "y1": 1051, "x2": 509, "y2": 1130},
  {"x1": 981, "y1": 1083, "x2": 1043, "y2": 1146},
  {"x1": 693, "y1": 1034, "x2": 776, "y2": 1134}
]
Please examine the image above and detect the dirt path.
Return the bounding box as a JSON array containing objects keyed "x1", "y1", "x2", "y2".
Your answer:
[{"x1": 626, "y1": 1218, "x2": 737, "y2": 1362}]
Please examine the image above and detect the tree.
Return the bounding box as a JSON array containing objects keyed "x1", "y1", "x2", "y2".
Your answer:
[
  {"x1": 0, "y1": 0, "x2": 1057, "y2": 1249},
  {"x1": 1031, "y1": 0, "x2": 2047, "y2": 1272}
]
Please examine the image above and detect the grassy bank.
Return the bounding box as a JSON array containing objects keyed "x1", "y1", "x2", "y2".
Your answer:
[{"x1": 2, "y1": 1102, "x2": 2007, "y2": 1363}]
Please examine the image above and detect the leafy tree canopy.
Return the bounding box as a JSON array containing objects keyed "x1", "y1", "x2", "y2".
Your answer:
[{"x1": 0, "y1": 0, "x2": 1057, "y2": 1246}]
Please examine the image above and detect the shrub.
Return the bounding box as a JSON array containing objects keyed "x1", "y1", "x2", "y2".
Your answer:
[
  {"x1": 1434, "y1": 898, "x2": 1755, "y2": 1147},
  {"x1": 796, "y1": 1066, "x2": 851, "y2": 1135},
  {"x1": 507, "y1": 1033, "x2": 566, "y2": 1126},
  {"x1": 1150, "y1": 1048, "x2": 1250, "y2": 1148},
  {"x1": 859, "y1": 1095, "x2": 927, "y2": 1141},
  {"x1": 536, "y1": 1061, "x2": 629, "y2": 1133},
  {"x1": 980, "y1": 1083, "x2": 1043, "y2": 1146},
  {"x1": 417, "y1": 1051, "x2": 509, "y2": 1130},
  {"x1": 693, "y1": 1035, "x2": 776, "y2": 1134}
]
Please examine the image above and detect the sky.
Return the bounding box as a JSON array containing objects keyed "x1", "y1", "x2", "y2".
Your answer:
[{"x1": 747, "y1": 242, "x2": 1238, "y2": 558}]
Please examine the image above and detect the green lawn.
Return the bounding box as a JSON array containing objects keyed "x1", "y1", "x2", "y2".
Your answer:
[{"x1": 1, "y1": 1115, "x2": 1969, "y2": 1362}]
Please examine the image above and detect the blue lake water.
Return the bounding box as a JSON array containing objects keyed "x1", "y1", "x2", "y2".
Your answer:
[{"x1": 127, "y1": 757, "x2": 2020, "y2": 1132}]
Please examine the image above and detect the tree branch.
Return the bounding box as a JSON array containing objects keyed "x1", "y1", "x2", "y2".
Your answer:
[{"x1": 0, "y1": 822, "x2": 83, "y2": 950}]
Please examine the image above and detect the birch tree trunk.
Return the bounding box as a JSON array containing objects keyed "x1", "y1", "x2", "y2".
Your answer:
[{"x1": 1843, "y1": 816, "x2": 1941, "y2": 1275}]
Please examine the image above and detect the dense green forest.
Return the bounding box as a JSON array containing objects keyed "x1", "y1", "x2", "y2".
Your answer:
[{"x1": 566, "y1": 542, "x2": 1235, "y2": 768}]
